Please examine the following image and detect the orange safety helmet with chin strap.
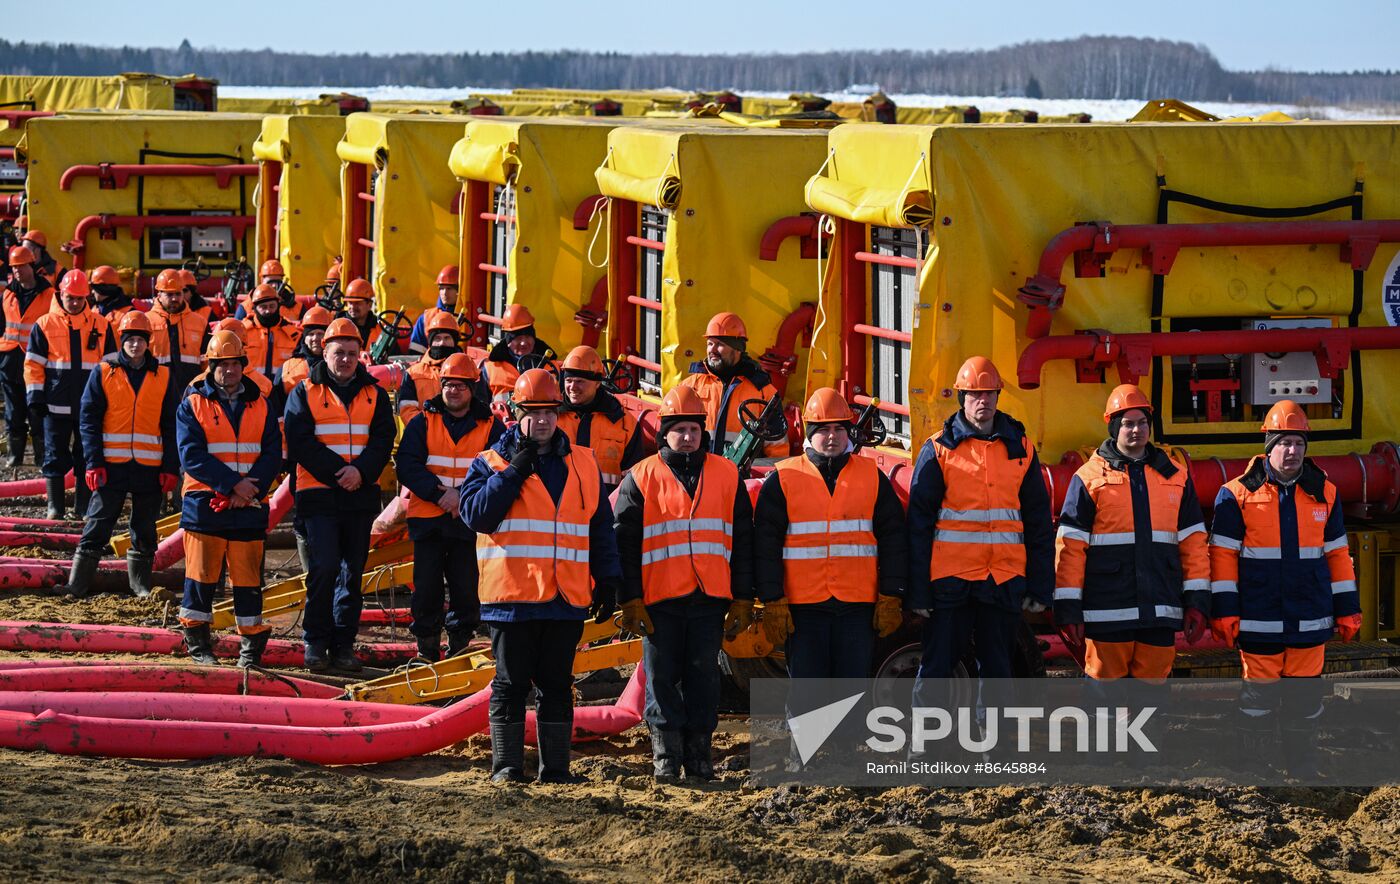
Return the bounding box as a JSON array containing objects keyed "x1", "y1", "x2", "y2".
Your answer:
[
  {"x1": 1262, "y1": 399, "x2": 1310, "y2": 434},
  {"x1": 660, "y1": 385, "x2": 707, "y2": 422},
  {"x1": 802, "y1": 387, "x2": 853, "y2": 424},
  {"x1": 953, "y1": 356, "x2": 1003, "y2": 392},
  {"x1": 1103, "y1": 383, "x2": 1153, "y2": 423},
  {"x1": 512, "y1": 367, "x2": 562, "y2": 408}
]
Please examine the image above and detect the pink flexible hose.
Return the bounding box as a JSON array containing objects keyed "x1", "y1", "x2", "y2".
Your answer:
[
  {"x1": 0, "y1": 472, "x2": 73, "y2": 496},
  {"x1": 0, "y1": 531, "x2": 82, "y2": 548},
  {"x1": 151, "y1": 480, "x2": 295, "y2": 572},
  {"x1": 0, "y1": 663, "x2": 342, "y2": 698},
  {"x1": 0, "y1": 691, "x2": 430, "y2": 727}
]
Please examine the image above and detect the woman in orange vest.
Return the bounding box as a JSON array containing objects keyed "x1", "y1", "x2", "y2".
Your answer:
[
  {"x1": 68, "y1": 311, "x2": 179, "y2": 599},
  {"x1": 0, "y1": 244, "x2": 52, "y2": 468},
  {"x1": 282, "y1": 317, "x2": 397, "y2": 673},
  {"x1": 906, "y1": 357, "x2": 1054, "y2": 685},
  {"x1": 460, "y1": 368, "x2": 622, "y2": 784},
  {"x1": 395, "y1": 353, "x2": 503, "y2": 661},
  {"x1": 25, "y1": 270, "x2": 115, "y2": 520},
  {"x1": 613, "y1": 386, "x2": 754, "y2": 782},
  {"x1": 557, "y1": 345, "x2": 644, "y2": 493},
  {"x1": 479, "y1": 303, "x2": 554, "y2": 400},
  {"x1": 242, "y1": 284, "x2": 302, "y2": 380},
  {"x1": 397, "y1": 310, "x2": 462, "y2": 425},
  {"x1": 174, "y1": 331, "x2": 283, "y2": 667}
]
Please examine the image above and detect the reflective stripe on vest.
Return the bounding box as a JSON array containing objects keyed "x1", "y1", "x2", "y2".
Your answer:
[
  {"x1": 476, "y1": 446, "x2": 600, "y2": 607},
  {"x1": 558, "y1": 407, "x2": 635, "y2": 488},
  {"x1": 633, "y1": 452, "x2": 737, "y2": 605},
  {"x1": 294, "y1": 381, "x2": 379, "y2": 491},
  {"x1": 929, "y1": 433, "x2": 1032, "y2": 584},
  {"x1": 99, "y1": 361, "x2": 170, "y2": 465},
  {"x1": 405, "y1": 411, "x2": 494, "y2": 520},
  {"x1": 183, "y1": 393, "x2": 269, "y2": 495},
  {"x1": 775, "y1": 453, "x2": 880, "y2": 603},
  {"x1": 0, "y1": 289, "x2": 52, "y2": 351},
  {"x1": 483, "y1": 359, "x2": 520, "y2": 397}
]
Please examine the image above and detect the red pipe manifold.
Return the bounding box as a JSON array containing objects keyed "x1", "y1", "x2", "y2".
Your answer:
[
  {"x1": 64, "y1": 215, "x2": 256, "y2": 270},
  {"x1": 59, "y1": 163, "x2": 258, "y2": 191}
]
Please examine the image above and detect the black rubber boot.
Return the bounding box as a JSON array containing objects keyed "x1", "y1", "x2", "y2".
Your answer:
[
  {"x1": 61, "y1": 548, "x2": 102, "y2": 599},
  {"x1": 682, "y1": 731, "x2": 715, "y2": 782},
  {"x1": 415, "y1": 634, "x2": 441, "y2": 662},
  {"x1": 304, "y1": 643, "x2": 331, "y2": 673},
  {"x1": 490, "y1": 721, "x2": 528, "y2": 783},
  {"x1": 182, "y1": 624, "x2": 220, "y2": 665},
  {"x1": 537, "y1": 719, "x2": 584, "y2": 784},
  {"x1": 330, "y1": 647, "x2": 363, "y2": 673},
  {"x1": 445, "y1": 628, "x2": 474, "y2": 659},
  {"x1": 126, "y1": 551, "x2": 155, "y2": 599},
  {"x1": 237, "y1": 631, "x2": 271, "y2": 668},
  {"x1": 30, "y1": 434, "x2": 44, "y2": 471},
  {"x1": 295, "y1": 533, "x2": 311, "y2": 575},
  {"x1": 6, "y1": 435, "x2": 23, "y2": 469},
  {"x1": 73, "y1": 482, "x2": 91, "y2": 520},
  {"x1": 44, "y1": 476, "x2": 65, "y2": 521},
  {"x1": 651, "y1": 728, "x2": 684, "y2": 782}
]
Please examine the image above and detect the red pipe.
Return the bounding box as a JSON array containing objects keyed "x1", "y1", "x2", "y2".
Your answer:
[
  {"x1": 0, "y1": 516, "x2": 84, "y2": 530},
  {"x1": 852, "y1": 322, "x2": 913, "y2": 344},
  {"x1": 852, "y1": 394, "x2": 909, "y2": 417},
  {"x1": 65, "y1": 215, "x2": 256, "y2": 270},
  {"x1": 0, "y1": 691, "x2": 428, "y2": 727},
  {"x1": 759, "y1": 215, "x2": 820, "y2": 261},
  {"x1": 366, "y1": 362, "x2": 403, "y2": 392},
  {"x1": 0, "y1": 531, "x2": 81, "y2": 549},
  {"x1": 756, "y1": 302, "x2": 816, "y2": 397},
  {"x1": 625, "y1": 234, "x2": 665, "y2": 251},
  {"x1": 360, "y1": 607, "x2": 413, "y2": 625},
  {"x1": 0, "y1": 193, "x2": 22, "y2": 221},
  {"x1": 0, "y1": 110, "x2": 53, "y2": 128},
  {"x1": 59, "y1": 163, "x2": 257, "y2": 191},
  {"x1": 0, "y1": 472, "x2": 73, "y2": 497},
  {"x1": 573, "y1": 194, "x2": 607, "y2": 230},
  {"x1": 575, "y1": 275, "x2": 609, "y2": 348},
  {"x1": 1018, "y1": 220, "x2": 1400, "y2": 338},
  {"x1": 0, "y1": 664, "x2": 342, "y2": 698},
  {"x1": 854, "y1": 250, "x2": 919, "y2": 269},
  {"x1": 1018, "y1": 326, "x2": 1400, "y2": 389}
]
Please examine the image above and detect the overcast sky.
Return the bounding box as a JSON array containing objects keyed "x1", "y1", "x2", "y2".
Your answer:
[{"x1": 12, "y1": 0, "x2": 1398, "y2": 74}]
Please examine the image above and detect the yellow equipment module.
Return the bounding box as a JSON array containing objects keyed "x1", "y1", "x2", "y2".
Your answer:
[
  {"x1": 221, "y1": 96, "x2": 343, "y2": 116},
  {"x1": 593, "y1": 124, "x2": 835, "y2": 404},
  {"x1": 337, "y1": 112, "x2": 468, "y2": 315},
  {"x1": 20, "y1": 112, "x2": 264, "y2": 293},
  {"x1": 253, "y1": 114, "x2": 348, "y2": 295},
  {"x1": 0, "y1": 73, "x2": 218, "y2": 112},
  {"x1": 448, "y1": 116, "x2": 631, "y2": 354}
]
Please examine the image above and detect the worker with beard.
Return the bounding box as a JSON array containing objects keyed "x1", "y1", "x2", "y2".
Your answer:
[
  {"x1": 678, "y1": 312, "x2": 788, "y2": 459},
  {"x1": 480, "y1": 303, "x2": 553, "y2": 401}
]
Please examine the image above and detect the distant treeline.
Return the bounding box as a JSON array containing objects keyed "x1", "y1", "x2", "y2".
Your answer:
[{"x1": 2, "y1": 36, "x2": 1397, "y2": 105}]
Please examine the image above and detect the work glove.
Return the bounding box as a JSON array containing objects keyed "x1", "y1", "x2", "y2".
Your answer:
[
  {"x1": 616, "y1": 598, "x2": 654, "y2": 637},
  {"x1": 723, "y1": 599, "x2": 755, "y2": 639},
  {"x1": 873, "y1": 595, "x2": 903, "y2": 637},
  {"x1": 1183, "y1": 607, "x2": 1208, "y2": 645},
  {"x1": 759, "y1": 598, "x2": 792, "y2": 647},
  {"x1": 209, "y1": 493, "x2": 232, "y2": 513},
  {"x1": 1209, "y1": 616, "x2": 1240, "y2": 647},
  {"x1": 589, "y1": 579, "x2": 618, "y2": 624},
  {"x1": 1022, "y1": 596, "x2": 1047, "y2": 613},
  {"x1": 27, "y1": 398, "x2": 47, "y2": 419},
  {"x1": 84, "y1": 468, "x2": 107, "y2": 492},
  {"x1": 158, "y1": 472, "x2": 179, "y2": 494},
  {"x1": 508, "y1": 443, "x2": 537, "y2": 478},
  {"x1": 1335, "y1": 613, "x2": 1363, "y2": 643}
]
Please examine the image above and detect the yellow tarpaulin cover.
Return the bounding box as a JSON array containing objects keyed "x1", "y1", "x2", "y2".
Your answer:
[
  {"x1": 0, "y1": 73, "x2": 183, "y2": 111},
  {"x1": 21, "y1": 113, "x2": 264, "y2": 274},
  {"x1": 254, "y1": 114, "x2": 347, "y2": 293},
  {"x1": 895, "y1": 106, "x2": 977, "y2": 125},
  {"x1": 337, "y1": 113, "x2": 465, "y2": 313},
  {"x1": 804, "y1": 120, "x2": 1400, "y2": 461},
  {"x1": 221, "y1": 96, "x2": 342, "y2": 116},
  {"x1": 595, "y1": 125, "x2": 833, "y2": 396}
]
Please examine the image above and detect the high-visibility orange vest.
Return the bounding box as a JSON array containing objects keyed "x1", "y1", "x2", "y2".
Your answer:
[
  {"x1": 182, "y1": 393, "x2": 269, "y2": 495},
  {"x1": 278, "y1": 356, "x2": 311, "y2": 394},
  {"x1": 405, "y1": 411, "x2": 494, "y2": 520},
  {"x1": 294, "y1": 381, "x2": 380, "y2": 492},
  {"x1": 1, "y1": 287, "x2": 53, "y2": 352},
  {"x1": 482, "y1": 358, "x2": 519, "y2": 397},
  {"x1": 558, "y1": 407, "x2": 637, "y2": 487},
  {"x1": 775, "y1": 453, "x2": 880, "y2": 603},
  {"x1": 148, "y1": 306, "x2": 207, "y2": 371},
  {"x1": 398, "y1": 354, "x2": 445, "y2": 425},
  {"x1": 632, "y1": 452, "x2": 736, "y2": 605},
  {"x1": 929, "y1": 434, "x2": 1033, "y2": 584},
  {"x1": 476, "y1": 446, "x2": 600, "y2": 607},
  {"x1": 189, "y1": 367, "x2": 272, "y2": 398},
  {"x1": 97, "y1": 359, "x2": 169, "y2": 466},
  {"x1": 241, "y1": 318, "x2": 301, "y2": 377}
]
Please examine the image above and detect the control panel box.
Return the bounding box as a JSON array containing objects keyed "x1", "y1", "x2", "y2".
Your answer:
[{"x1": 1242, "y1": 317, "x2": 1332, "y2": 406}]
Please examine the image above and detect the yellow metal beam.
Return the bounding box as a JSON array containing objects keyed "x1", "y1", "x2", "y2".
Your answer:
[{"x1": 110, "y1": 512, "x2": 181, "y2": 557}]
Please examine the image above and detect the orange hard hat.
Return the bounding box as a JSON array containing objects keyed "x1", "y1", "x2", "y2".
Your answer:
[
  {"x1": 260, "y1": 259, "x2": 285, "y2": 279},
  {"x1": 300, "y1": 306, "x2": 333, "y2": 329},
  {"x1": 59, "y1": 270, "x2": 91, "y2": 298},
  {"x1": 249, "y1": 283, "x2": 280, "y2": 306},
  {"x1": 512, "y1": 367, "x2": 562, "y2": 408},
  {"x1": 215, "y1": 317, "x2": 247, "y2": 340},
  {"x1": 322, "y1": 317, "x2": 362, "y2": 346},
  {"x1": 116, "y1": 311, "x2": 152, "y2": 337},
  {"x1": 425, "y1": 311, "x2": 460, "y2": 337},
  {"x1": 90, "y1": 265, "x2": 120, "y2": 287},
  {"x1": 439, "y1": 352, "x2": 481, "y2": 383},
  {"x1": 342, "y1": 278, "x2": 374, "y2": 302},
  {"x1": 561, "y1": 345, "x2": 604, "y2": 377},
  {"x1": 953, "y1": 356, "x2": 1004, "y2": 392},
  {"x1": 705, "y1": 311, "x2": 747, "y2": 340},
  {"x1": 436, "y1": 264, "x2": 459, "y2": 286},
  {"x1": 500, "y1": 303, "x2": 535, "y2": 332},
  {"x1": 660, "y1": 385, "x2": 707, "y2": 421},
  {"x1": 1103, "y1": 383, "x2": 1153, "y2": 423},
  {"x1": 7, "y1": 245, "x2": 33, "y2": 266},
  {"x1": 1262, "y1": 399, "x2": 1310, "y2": 434},
  {"x1": 325, "y1": 260, "x2": 343, "y2": 284},
  {"x1": 177, "y1": 269, "x2": 197, "y2": 290},
  {"x1": 802, "y1": 387, "x2": 854, "y2": 424},
  {"x1": 204, "y1": 329, "x2": 245, "y2": 362},
  {"x1": 154, "y1": 268, "x2": 183, "y2": 293},
  {"x1": 20, "y1": 230, "x2": 46, "y2": 249}
]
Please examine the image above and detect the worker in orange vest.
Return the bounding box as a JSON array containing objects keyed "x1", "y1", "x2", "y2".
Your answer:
[
  {"x1": 678, "y1": 311, "x2": 788, "y2": 461},
  {"x1": 232, "y1": 259, "x2": 292, "y2": 320},
  {"x1": 0, "y1": 244, "x2": 53, "y2": 468},
  {"x1": 272, "y1": 305, "x2": 331, "y2": 415},
  {"x1": 613, "y1": 385, "x2": 754, "y2": 782},
  {"x1": 480, "y1": 303, "x2": 554, "y2": 400},
  {"x1": 340, "y1": 278, "x2": 394, "y2": 354},
  {"x1": 906, "y1": 357, "x2": 1054, "y2": 686},
  {"x1": 460, "y1": 368, "x2": 622, "y2": 784},
  {"x1": 754, "y1": 387, "x2": 907, "y2": 680},
  {"x1": 177, "y1": 268, "x2": 212, "y2": 322},
  {"x1": 20, "y1": 230, "x2": 64, "y2": 287},
  {"x1": 192, "y1": 319, "x2": 273, "y2": 398},
  {"x1": 69, "y1": 311, "x2": 178, "y2": 599},
  {"x1": 557, "y1": 345, "x2": 644, "y2": 493},
  {"x1": 88, "y1": 266, "x2": 133, "y2": 322},
  {"x1": 397, "y1": 311, "x2": 462, "y2": 425},
  {"x1": 175, "y1": 331, "x2": 283, "y2": 666},
  {"x1": 396, "y1": 353, "x2": 503, "y2": 661},
  {"x1": 282, "y1": 317, "x2": 396, "y2": 672},
  {"x1": 25, "y1": 270, "x2": 115, "y2": 520},
  {"x1": 1053, "y1": 384, "x2": 1210, "y2": 679},
  {"x1": 148, "y1": 268, "x2": 210, "y2": 392},
  {"x1": 408, "y1": 264, "x2": 460, "y2": 354},
  {"x1": 1209, "y1": 401, "x2": 1361, "y2": 768},
  {"x1": 242, "y1": 284, "x2": 302, "y2": 380}
]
